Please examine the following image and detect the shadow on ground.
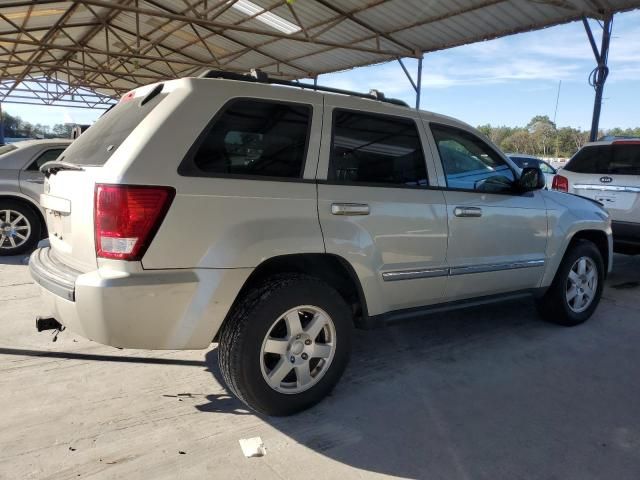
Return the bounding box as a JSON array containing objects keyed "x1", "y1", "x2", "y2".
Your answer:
[{"x1": 194, "y1": 255, "x2": 640, "y2": 479}]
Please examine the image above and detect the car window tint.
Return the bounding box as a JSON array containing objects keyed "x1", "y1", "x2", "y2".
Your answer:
[
  {"x1": 610, "y1": 145, "x2": 640, "y2": 175},
  {"x1": 431, "y1": 124, "x2": 515, "y2": 192},
  {"x1": 191, "y1": 100, "x2": 311, "y2": 179},
  {"x1": 27, "y1": 148, "x2": 66, "y2": 171},
  {"x1": 329, "y1": 110, "x2": 428, "y2": 187}
]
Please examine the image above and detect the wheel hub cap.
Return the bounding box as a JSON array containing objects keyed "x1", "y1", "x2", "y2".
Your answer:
[
  {"x1": 260, "y1": 305, "x2": 337, "y2": 395},
  {"x1": 0, "y1": 210, "x2": 31, "y2": 250},
  {"x1": 565, "y1": 256, "x2": 598, "y2": 313}
]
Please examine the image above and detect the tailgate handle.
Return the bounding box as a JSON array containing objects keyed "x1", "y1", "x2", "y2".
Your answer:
[
  {"x1": 454, "y1": 207, "x2": 482, "y2": 218},
  {"x1": 331, "y1": 203, "x2": 370, "y2": 216}
]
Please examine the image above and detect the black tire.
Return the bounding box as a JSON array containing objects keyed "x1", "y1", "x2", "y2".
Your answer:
[
  {"x1": 218, "y1": 274, "x2": 353, "y2": 416},
  {"x1": 536, "y1": 239, "x2": 604, "y2": 326},
  {"x1": 0, "y1": 200, "x2": 41, "y2": 256}
]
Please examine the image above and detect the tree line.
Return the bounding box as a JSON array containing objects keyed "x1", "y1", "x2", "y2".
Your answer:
[
  {"x1": 478, "y1": 115, "x2": 640, "y2": 159},
  {"x1": 1, "y1": 110, "x2": 74, "y2": 139}
]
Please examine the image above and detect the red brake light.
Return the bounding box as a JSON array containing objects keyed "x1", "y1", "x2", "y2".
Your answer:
[
  {"x1": 552, "y1": 174, "x2": 569, "y2": 192},
  {"x1": 119, "y1": 91, "x2": 135, "y2": 104},
  {"x1": 94, "y1": 184, "x2": 175, "y2": 260}
]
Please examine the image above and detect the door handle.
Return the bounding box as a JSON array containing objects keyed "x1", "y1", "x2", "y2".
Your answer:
[
  {"x1": 25, "y1": 179, "x2": 44, "y2": 184},
  {"x1": 454, "y1": 207, "x2": 482, "y2": 218},
  {"x1": 331, "y1": 203, "x2": 370, "y2": 216}
]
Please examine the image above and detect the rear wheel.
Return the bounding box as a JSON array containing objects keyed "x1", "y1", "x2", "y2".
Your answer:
[
  {"x1": 218, "y1": 274, "x2": 352, "y2": 416},
  {"x1": 536, "y1": 239, "x2": 604, "y2": 326},
  {"x1": 0, "y1": 200, "x2": 41, "y2": 256}
]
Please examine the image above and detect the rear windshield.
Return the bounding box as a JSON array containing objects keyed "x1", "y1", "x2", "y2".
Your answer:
[
  {"x1": 510, "y1": 156, "x2": 540, "y2": 168},
  {"x1": 0, "y1": 144, "x2": 17, "y2": 156},
  {"x1": 565, "y1": 144, "x2": 640, "y2": 175},
  {"x1": 60, "y1": 93, "x2": 166, "y2": 166}
]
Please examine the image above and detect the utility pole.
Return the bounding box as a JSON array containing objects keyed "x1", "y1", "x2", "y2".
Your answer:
[{"x1": 553, "y1": 80, "x2": 561, "y2": 160}]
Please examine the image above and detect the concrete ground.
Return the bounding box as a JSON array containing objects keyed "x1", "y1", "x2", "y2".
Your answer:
[{"x1": 1, "y1": 254, "x2": 639, "y2": 480}]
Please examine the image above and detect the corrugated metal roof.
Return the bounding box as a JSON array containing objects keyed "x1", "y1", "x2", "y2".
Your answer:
[{"x1": 0, "y1": 0, "x2": 638, "y2": 108}]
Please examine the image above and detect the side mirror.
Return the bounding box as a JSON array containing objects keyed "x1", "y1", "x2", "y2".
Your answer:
[{"x1": 518, "y1": 167, "x2": 545, "y2": 192}]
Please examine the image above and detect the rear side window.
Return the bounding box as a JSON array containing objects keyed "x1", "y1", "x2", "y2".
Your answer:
[
  {"x1": 27, "y1": 148, "x2": 66, "y2": 170},
  {"x1": 60, "y1": 93, "x2": 166, "y2": 167},
  {"x1": 184, "y1": 99, "x2": 311, "y2": 179},
  {"x1": 565, "y1": 144, "x2": 640, "y2": 175},
  {"x1": 329, "y1": 110, "x2": 428, "y2": 187}
]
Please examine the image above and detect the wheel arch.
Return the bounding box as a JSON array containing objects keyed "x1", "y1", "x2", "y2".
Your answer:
[
  {"x1": 225, "y1": 253, "x2": 369, "y2": 331},
  {"x1": 567, "y1": 229, "x2": 610, "y2": 278}
]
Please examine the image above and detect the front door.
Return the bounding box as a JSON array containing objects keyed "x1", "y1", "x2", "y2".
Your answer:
[
  {"x1": 317, "y1": 97, "x2": 449, "y2": 317},
  {"x1": 426, "y1": 122, "x2": 548, "y2": 301}
]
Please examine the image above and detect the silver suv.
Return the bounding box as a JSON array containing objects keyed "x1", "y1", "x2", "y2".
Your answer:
[
  {"x1": 0, "y1": 139, "x2": 71, "y2": 255},
  {"x1": 30, "y1": 72, "x2": 612, "y2": 415}
]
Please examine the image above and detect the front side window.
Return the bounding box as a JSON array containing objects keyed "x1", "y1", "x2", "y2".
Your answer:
[
  {"x1": 28, "y1": 148, "x2": 66, "y2": 171},
  {"x1": 431, "y1": 124, "x2": 515, "y2": 192},
  {"x1": 189, "y1": 99, "x2": 311, "y2": 179},
  {"x1": 329, "y1": 110, "x2": 428, "y2": 187}
]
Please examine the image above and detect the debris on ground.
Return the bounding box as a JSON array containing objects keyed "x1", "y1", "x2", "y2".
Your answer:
[{"x1": 239, "y1": 437, "x2": 266, "y2": 458}]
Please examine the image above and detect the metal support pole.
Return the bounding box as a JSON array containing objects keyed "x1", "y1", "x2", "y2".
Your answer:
[
  {"x1": 583, "y1": 15, "x2": 613, "y2": 142},
  {"x1": 415, "y1": 56, "x2": 423, "y2": 110},
  {"x1": 0, "y1": 102, "x2": 4, "y2": 145}
]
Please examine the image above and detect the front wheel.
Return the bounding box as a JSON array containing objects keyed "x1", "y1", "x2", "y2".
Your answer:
[
  {"x1": 218, "y1": 274, "x2": 352, "y2": 416},
  {"x1": 536, "y1": 239, "x2": 604, "y2": 326}
]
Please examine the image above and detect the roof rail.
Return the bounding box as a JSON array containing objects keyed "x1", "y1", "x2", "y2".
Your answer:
[{"x1": 198, "y1": 69, "x2": 409, "y2": 107}]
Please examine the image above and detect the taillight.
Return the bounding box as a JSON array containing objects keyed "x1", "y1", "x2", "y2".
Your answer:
[
  {"x1": 94, "y1": 184, "x2": 175, "y2": 260},
  {"x1": 552, "y1": 174, "x2": 569, "y2": 192}
]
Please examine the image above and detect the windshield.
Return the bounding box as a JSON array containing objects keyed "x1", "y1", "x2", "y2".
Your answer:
[
  {"x1": 60, "y1": 92, "x2": 166, "y2": 166},
  {"x1": 565, "y1": 144, "x2": 640, "y2": 175},
  {"x1": 0, "y1": 144, "x2": 18, "y2": 156}
]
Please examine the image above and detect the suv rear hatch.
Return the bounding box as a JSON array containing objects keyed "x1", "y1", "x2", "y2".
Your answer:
[
  {"x1": 41, "y1": 84, "x2": 167, "y2": 272},
  {"x1": 563, "y1": 142, "x2": 640, "y2": 222}
]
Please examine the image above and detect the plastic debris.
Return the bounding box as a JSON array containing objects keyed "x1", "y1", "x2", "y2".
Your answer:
[{"x1": 239, "y1": 437, "x2": 266, "y2": 458}]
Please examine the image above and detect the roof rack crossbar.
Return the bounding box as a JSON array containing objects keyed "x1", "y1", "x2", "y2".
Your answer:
[{"x1": 198, "y1": 69, "x2": 409, "y2": 107}]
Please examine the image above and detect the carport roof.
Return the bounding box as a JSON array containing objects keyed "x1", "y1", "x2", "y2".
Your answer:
[{"x1": 1, "y1": 0, "x2": 639, "y2": 108}]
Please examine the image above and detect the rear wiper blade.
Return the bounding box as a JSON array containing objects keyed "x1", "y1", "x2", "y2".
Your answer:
[{"x1": 40, "y1": 161, "x2": 85, "y2": 176}]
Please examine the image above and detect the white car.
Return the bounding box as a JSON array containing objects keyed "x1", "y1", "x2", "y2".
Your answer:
[
  {"x1": 553, "y1": 139, "x2": 640, "y2": 254},
  {"x1": 29, "y1": 71, "x2": 612, "y2": 415},
  {"x1": 0, "y1": 139, "x2": 72, "y2": 254}
]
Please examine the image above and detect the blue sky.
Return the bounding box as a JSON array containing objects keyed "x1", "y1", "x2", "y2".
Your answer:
[{"x1": 4, "y1": 9, "x2": 639, "y2": 130}]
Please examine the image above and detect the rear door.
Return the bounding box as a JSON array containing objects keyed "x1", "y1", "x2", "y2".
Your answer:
[
  {"x1": 426, "y1": 122, "x2": 548, "y2": 301},
  {"x1": 317, "y1": 97, "x2": 448, "y2": 317}
]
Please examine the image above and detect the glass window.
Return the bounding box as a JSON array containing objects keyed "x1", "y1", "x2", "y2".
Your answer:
[
  {"x1": 190, "y1": 100, "x2": 311, "y2": 179},
  {"x1": 539, "y1": 161, "x2": 556, "y2": 174},
  {"x1": 431, "y1": 124, "x2": 515, "y2": 192},
  {"x1": 27, "y1": 148, "x2": 66, "y2": 170},
  {"x1": 564, "y1": 144, "x2": 640, "y2": 175},
  {"x1": 329, "y1": 110, "x2": 428, "y2": 187},
  {"x1": 61, "y1": 94, "x2": 165, "y2": 166},
  {"x1": 610, "y1": 145, "x2": 640, "y2": 175}
]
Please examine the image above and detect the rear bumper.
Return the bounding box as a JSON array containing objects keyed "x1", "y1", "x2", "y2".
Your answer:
[{"x1": 29, "y1": 247, "x2": 252, "y2": 349}]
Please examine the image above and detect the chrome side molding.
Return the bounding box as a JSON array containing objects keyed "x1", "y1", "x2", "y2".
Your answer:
[{"x1": 382, "y1": 259, "x2": 545, "y2": 281}]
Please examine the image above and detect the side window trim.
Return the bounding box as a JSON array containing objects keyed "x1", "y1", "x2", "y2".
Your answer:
[
  {"x1": 178, "y1": 97, "x2": 314, "y2": 182},
  {"x1": 326, "y1": 107, "x2": 430, "y2": 189},
  {"x1": 428, "y1": 122, "x2": 518, "y2": 194}
]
